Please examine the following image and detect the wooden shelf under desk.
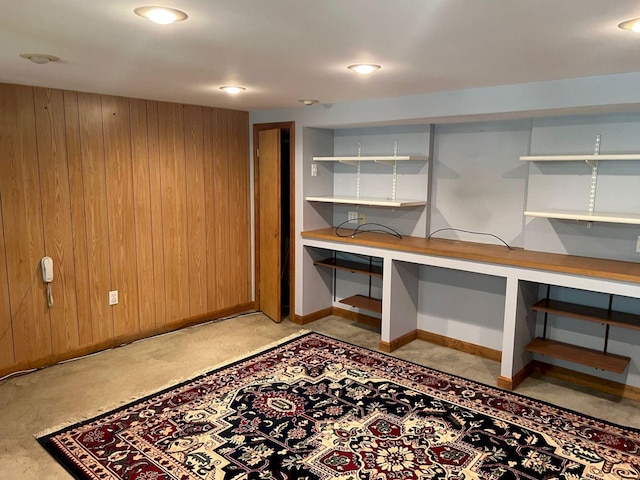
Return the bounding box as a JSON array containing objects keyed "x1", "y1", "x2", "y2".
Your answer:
[
  {"x1": 524, "y1": 338, "x2": 630, "y2": 373},
  {"x1": 314, "y1": 257, "x2": 383, "y2": 278},
  {"x1": 339, "y1": 295, "x2": 382, "y2": 313},
  {"x1": 531, "y1": 298, "x2": 640, "y2": 331}
]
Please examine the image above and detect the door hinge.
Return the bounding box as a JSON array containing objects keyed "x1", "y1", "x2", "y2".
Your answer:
[{"x1": 256, "y1": 148, "x2": 259, "y2": 158}]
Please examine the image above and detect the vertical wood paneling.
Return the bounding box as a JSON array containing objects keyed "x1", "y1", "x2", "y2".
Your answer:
[
  {"x1": 157, "y1": 102, "x2": 190, "y2": 322},
  {"x1": 212, "y1": 109, "x2": 232, "y2": 308},
  {"x1": 203, "y1": 109, "x2": 218, "y2": 312},
  {"x1": 0, "y1": 82, "x2": 252, "y2": 374},
  {"x1": 146, "y1": 101, "x2": 167, "y2": 326},
  {"x1": 77, "y1": 92, "x2": 113, "y2": 342},
  {"x1": 0, "y1": 84, "x2": 51, "y2": 362},
  {"x1": 63, "y1": 90, "x2": 93, "y2": 346},
  {"x1": 102, "y1": 95, "x2": 139, "y2": 336},
  {"x1": 184, "y1": 105, "x2": 207, "y2": 315},
  {"x1": 0, "y1": 199, "x2": 15, "y2": 368},
  {"x1": 130, "y1": 99, "x2": 156, "y2": 331},
  {"x1": 33, "y1": 87, "x2": 80, "y2": 354},
  {"x1": 228, "y1": 110, "x2": 251, "y2": 304}
]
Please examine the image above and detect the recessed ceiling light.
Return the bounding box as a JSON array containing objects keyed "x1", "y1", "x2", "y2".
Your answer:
[
  {"x1": 299, "y1": 99, "x2": 319, "y2": 106},
  {"x1": 347, "y1": 64, "x2": 382, "y2": 75},
  {"x1": 19, "y1": 53, "x2": 60, "y2": 64},
  {"x1": 618, "y1": 17, "x2": 640, "y2": 32},
  {"x1": 219, "y1": 86, "x2": 246, "y2": 94},
  {"x1": 134, "y1": 6, "x2": 188, "y2": 24}
]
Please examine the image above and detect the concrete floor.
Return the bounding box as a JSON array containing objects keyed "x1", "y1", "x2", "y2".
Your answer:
[{"x1": 1, "y1": 313, "x2": 639, "y2": 479}]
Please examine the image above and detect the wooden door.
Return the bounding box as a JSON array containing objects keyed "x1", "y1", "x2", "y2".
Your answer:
[{"x1": 258, "y1": 129, "x2": 281, "y2": 322}]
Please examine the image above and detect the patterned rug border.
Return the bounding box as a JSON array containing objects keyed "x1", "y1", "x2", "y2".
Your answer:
[
  {"x1": 36, "y1": 331, "x2": 640, "y2": 480},
  {"x1": 36, "y1": 329, "x2": 311, "y2": 440},
  {"x1": 38, "y1": 329, "x2": 640, "y2": 444}
]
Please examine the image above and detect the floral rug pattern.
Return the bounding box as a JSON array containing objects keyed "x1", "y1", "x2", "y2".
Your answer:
[{"x1": 39, "y1": 333, "x2": 639, "y2": 479}]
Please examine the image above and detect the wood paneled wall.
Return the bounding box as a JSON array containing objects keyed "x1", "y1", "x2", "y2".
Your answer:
[{"x1": 0, "y1": 83, "x2": 252, "y2": 375}]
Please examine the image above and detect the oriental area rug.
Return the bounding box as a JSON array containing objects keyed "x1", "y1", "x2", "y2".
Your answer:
[{"x1": 39, "y1": 332, "x2": 639, "y2": 480}]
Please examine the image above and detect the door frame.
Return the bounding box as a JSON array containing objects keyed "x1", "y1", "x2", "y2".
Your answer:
[{"x1": 253, "y1": 121, "x2": 295, "y2": 319}]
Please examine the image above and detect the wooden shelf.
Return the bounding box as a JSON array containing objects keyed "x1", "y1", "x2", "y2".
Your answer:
[
  {"x1": 314, "y1": 257, "x2": 383, "y2": 278},
  {"x1": 532, "y1": 298, "x2": 640, "y2": 331},
  {"x1": 520, "y1": 154, "x2": 640, "y2": 162},
  {"x1": 524, "y1": 210, "x2": 640, "y2": 225},
  {"x1": 306, "y1": 195, "x2": 426, "y2": 207},
  {"x1": 524, "y1": 338, "x2": 630, "y2": 373},
  {"x1": 340, "y1": 295, "x2": 382, "y2": 313},
  {"x1": 313, "y1": 155, "x2": 428, "y2": 162}
]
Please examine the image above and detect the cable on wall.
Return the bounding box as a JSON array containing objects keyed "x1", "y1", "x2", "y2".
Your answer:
[
  {"x1": 335, "y1": 219, "x2": 403, "y2": 239},
  {"x1": 427, "y1": 227, "x2": 513, "y2": 250}
]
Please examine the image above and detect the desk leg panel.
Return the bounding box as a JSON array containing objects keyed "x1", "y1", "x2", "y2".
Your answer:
[{"x1": 382, "y1": 259, "x2": 419, "y2": 348}]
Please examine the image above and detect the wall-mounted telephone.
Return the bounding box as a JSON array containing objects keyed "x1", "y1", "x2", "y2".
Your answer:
[
  {"x1": 41, "y1": 256, "x2": 53, "y2": 282},
  {"x1": 41, "y1": 257, "x2": 54, "y2": 307}
]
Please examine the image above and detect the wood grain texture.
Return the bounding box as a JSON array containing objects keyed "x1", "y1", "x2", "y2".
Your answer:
[
  {"x1": 203, "y1": 108, "x2": 218, "y2": 312},
  {"x1": 102, "y1": 95, "x2": 140, "y2": 336},
  {"x1": 258, "y1": 128, "x2": 281, "y2": 321},
  {"x1": 530, "y1": 360, "x2": 640, "y2": 402},
  {"x1": 0, "y1": 302, "x2": 256, "y2": 380},
  {"x1": 379, "y1": 329, "x2": 418, "y2": 353},
  {"x1": 146, "y1": 101, "x2": 167, "y2": 326},
  {"x1": 33, "y1": 87, "x2": 80, "y2": 354},
  {"x1": 228, "y1": 110, "x2": 251, "y2": 304},
  {"x1": 157, "y1": 101, "x2": 190, "y2": 323},
  {"x1": 302, "y1": 228, "x2": 640, "y2": 284},
  {"x1": 77, "y1": 92, "x2": 113, "y2": 342},
  {"x1": 129, "y1": 99, "x2": 156, "y2": 331},
  {"x1": 0, "y1": 193, "x2": 15, "y2": 368},
  {"x1": 0, "y1": 82, "x2": 252, "y2": 376},
  {"x1": 63, "y1": 90, "x2": 93, "y2": 346},
  {"x1": 0, "y1": 84, "x2": 51, "y2": 363},
  {"x1": 212, "y1": 109, "x2": 232, "y2": 308},
  {"x1": 524, "y1": 337, "x2": 630, "y2": 373},
  {"x1": 183, "y1": 105, "x2": 207, "y2": 316},
  {"x1": 417, "y1": 330, "x2": 502, "y2": 362}
]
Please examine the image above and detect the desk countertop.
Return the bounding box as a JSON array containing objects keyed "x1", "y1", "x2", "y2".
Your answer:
[{"x1": 301, "y1": 228, "x2": 640, "y2": 284}]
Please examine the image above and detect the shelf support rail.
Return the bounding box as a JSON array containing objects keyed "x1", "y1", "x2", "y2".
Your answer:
[
  {"x1": 373, "y1": 140, "x2": 400, "y2": 200},
  {"x1": 603, "y1": 294, "x2": 613, "y2": 354},
  {"x1": 356, "y1": 142, "x2": 361, "y2": 200},
  {"x1": 542, "y1": 285, "x2": 550, "y2": 339},
  {"x1": 392, "y1": 141, "x2": 398, "y2": 201},
  {"x1": 585, "y1": 134, "x2": 601, "y2": 229}
]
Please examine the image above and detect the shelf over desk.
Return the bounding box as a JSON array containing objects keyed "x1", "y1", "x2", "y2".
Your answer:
[
  {"x1": 305, "y1": 195, "x2": 426, "y2": 207},
  {"x1": 520, "y1": 154, "x2": 640, "y2": 162},
  {"x1": 524, "y1": 210, "x2": 640, "y2": 225}
]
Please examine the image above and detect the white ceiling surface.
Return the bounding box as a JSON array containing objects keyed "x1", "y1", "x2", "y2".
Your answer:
[{"x1": 1, "y1": 1, "x2": 640, "y2": 111}]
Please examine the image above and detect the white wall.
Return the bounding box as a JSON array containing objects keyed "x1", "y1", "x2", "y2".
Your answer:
[{"x1": 251, "y1": 71, "x2": 640, "y2": 388}]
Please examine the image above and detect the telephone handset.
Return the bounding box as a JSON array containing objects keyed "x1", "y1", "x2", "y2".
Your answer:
[
  {"x1": 41, "y1": 257, "x2": 54, "y2": 307},
  {"x1": 41, "y1": 256, "x2": 53, "y2": 282}
]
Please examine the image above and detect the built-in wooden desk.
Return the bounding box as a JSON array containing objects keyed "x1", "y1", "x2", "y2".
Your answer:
[
  {"x1": 301, "y1": 228, "x2": 640, "y2": 400},
  {"x1": 302, "y1": 228, "x2": 640, "y2": 284}
]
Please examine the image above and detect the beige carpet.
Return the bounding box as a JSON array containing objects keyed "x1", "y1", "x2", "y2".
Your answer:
[{"x1": 1, "y1": 313, "x2": 639, "y2": 479}]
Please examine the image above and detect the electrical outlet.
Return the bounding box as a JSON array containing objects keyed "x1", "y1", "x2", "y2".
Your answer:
[
  {"x1": 109, "y1": 290, "x2": 118, "y2": 306},
  {"x1": 359, "y1": 213, "x2": 366, "y2": 224},
  {"x1": 636, "y1": 236, "x2": 640, "y2": 253},
  {"x1": 311, "y1": 164, "x2": 317, "y2": 177},
  {"x1": 348, "y1": 211, "x2": 358, "y2": 223}
]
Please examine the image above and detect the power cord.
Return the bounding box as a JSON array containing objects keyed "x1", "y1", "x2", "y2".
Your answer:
[
  {"x1": 428, "y1": 227, "x2": 513, "y2": 250},
  {"x1": 335, "y1": 219, "x2": 403, "y2": 239}
]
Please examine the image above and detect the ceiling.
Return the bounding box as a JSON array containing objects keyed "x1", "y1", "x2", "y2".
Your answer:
[{"x1": 2, "y1": 0, "x2": 640, "y2": 111}]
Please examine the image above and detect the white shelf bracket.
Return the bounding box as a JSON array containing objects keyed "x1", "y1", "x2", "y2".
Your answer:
[
  {"x1": 356, "y1": 142, "x2": 361, "y2": 199},
  {"x1": 586, "y1": 134, "x2": 601, "y2": 229},
  {"x1": 392, "y1": 140, "x2": 398, "y2": 201}
]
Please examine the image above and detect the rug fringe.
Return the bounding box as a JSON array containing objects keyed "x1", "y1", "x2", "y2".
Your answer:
[{"x1": 36, "y1": 330, "x2": 310, "y2": 438}]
